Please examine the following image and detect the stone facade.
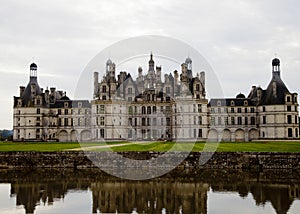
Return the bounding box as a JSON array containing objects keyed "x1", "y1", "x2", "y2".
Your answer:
[
  {"x1": 13, "y1": 55, "x2": 299, "y2": 142},
  {"x1": 13, "y1": 63, "x2": 91, "y2": 142}
]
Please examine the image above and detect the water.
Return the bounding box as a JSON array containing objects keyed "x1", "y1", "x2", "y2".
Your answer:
[{"x1": 0, "y1": 168, "x2": 299, "y2": 214}]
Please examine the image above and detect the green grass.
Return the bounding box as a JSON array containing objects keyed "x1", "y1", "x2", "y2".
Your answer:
[{"x1": 1, "y1": 141, "x2": 300, "y2": 152}]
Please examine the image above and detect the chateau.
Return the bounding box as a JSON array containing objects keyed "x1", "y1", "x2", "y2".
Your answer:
[{"x1": 13, "y1": 54, "x2": 299, "y2": 142}]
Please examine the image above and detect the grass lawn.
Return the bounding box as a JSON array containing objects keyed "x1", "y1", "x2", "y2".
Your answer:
[{"x1": 1, "y1": 141, "x2": 300, "y2": 152}]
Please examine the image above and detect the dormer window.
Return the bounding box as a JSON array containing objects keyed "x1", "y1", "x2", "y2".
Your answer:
[
  {"x1": 64, "y1": 102, "x2": 68, "y2": 108},
  {"x1": 231, "y1": 101, "x2": 235, "y2": 106},
  {"x1": 217, "y1": 101, "x2": 221, "y2": 106},
  {"x1": 244, "y1": 101, "x2": 248, "y2": 106},
  {"x1": 287, "y1": 96, "x2": 291, "y2": 103}
]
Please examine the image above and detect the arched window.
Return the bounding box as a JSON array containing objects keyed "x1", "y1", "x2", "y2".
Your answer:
[
  {"x1": 147, "y1": 106, "x2": 151, "y2": 114},
  {"x1": 153, "y1": 106, "x2": 157, "y2": 113},
  {"x1": 142, "y1": 106, "x2": 146, "y2": 114}
]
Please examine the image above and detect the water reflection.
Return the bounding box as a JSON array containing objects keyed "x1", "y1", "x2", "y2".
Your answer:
[{"x1": 0, "y1": 169, "x2": 299, "y2": 213}]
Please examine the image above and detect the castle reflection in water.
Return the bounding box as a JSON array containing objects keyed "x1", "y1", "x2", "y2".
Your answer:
[{"x1": 1, "y1": 169, "x2": 300, "y2": 214}]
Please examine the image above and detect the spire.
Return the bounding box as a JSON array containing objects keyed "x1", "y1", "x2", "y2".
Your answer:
[{"x1": 148, "y1": 52, "x2": 154, "y2": 71}]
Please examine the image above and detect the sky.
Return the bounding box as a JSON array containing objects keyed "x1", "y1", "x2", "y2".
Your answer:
[{"x1": 1, "y1": 0, "x2": 300, "y2": 129}]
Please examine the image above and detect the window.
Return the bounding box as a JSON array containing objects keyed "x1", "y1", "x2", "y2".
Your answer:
[
  {"x1": 194, "y1": 116, "x2": 197, "y2": 125},
  {"x1": 288, "y1": 128, "x2": 293, "y2": 138},
  {"x1": 287, "y1": 115, "x2": 292, "y2": 124},
  {"x1": 100, "y1": 105, "x2": 105, "y2": 114},
  {"x1": 166, "y1": 118, "x2": 171, "y2": 126},
  {"x1": 251, "y1": 117, "x2": 256, "y2": 125},
  {"x1": 198, "y1": 129, "x2": 203, "y2": 138},
  {"x1": 37, "y1": 117, "x2": 40, "y2": 121},
  {"x1": 225, "y1": 117, "x2": 228, "y2": 125},
  {"x1": 37, "y1": 99, "x2": 41, "y2": 105},
  {"x1": 160, "y1": 106, "x2": 164, "y2": 112},
  {"x1": 287, "y1": 106, "x2": 292, "y2": 112},
  {"x1": 102, "y1": 85, "x2": 106, "y2": 93},
  {"x1": 193, "y1": 104, "x2": 196, "y2": 113},
  {"x1": 238, "y1": 108, "x2": 242, "y2": 113},
  {"x1": 147, "y1": 106, "x2": 151, "y2": 114},
  {"x1": 153, "y1": 118, "x2": 157, "y2": 126},
  {"x1": 128, "y1": 106, "x2": 133, "y2": 115},
  {"x1": 296, "y1": 128, "x2": 299, "y2": 138},
  {"x1": 58, "y1": 118, "x2": 62, "y2": 126},
  {"x1": 263, "y1": 116, "x2": 266, "y2": 124},
  {"x1": 102, "y1": 95, "x2": 106, "y2": 100},
  {"x1": 142, "y1": 106, "x2": 146, "y2": 114},
  {"x1": 64, "y1": 118, "x2": 68, "y2": 126},
  {"x1": 166, "y1": 106, "x2": 171, "y2": 113},
  {"x1": 211, "y1": 117, "x2": 215, "y2": 126},
  {"x1": 100, "y1": 129, "x2": 105, "y2": 138},
  {"x1": 65, "y1": 109, "x2": 68, "y2": 115},
  {"x1": 245, "y1": 117, "x2": 248, "y2": 125},
  {"x1": 295, "y1": 116, "x2": 298, "y2": 124},
  {"x1": 244, "y1": 101, "x2": 248, "y2": 106},
  {"x1": 263, "y1": 107, "x2": 266, "y2": 112},
  {"x1": 198, "y1": 104, "x2": 202, "y2": 113},
  {"x1": 238, "y1": 117, "x2": 242, "y2": 125},
  {"x1": 128, "y1": 88, "x2": 132, "y2": 95},
  {"x1": 245, "y1": 108, "x2": 248, "y2": 113},
  {"x1": 218, "y1": 117, "x2": 222, "y2": 125},
  {"x1": 196, "y1": 84, "x2": 200, "y2": 91},
  {"x1": 166, "y1": 87, "x2": 170, "y2": 94},
  {"x1": 37, "y1": 108, "x2": 40, "y2": 114},
  {"x1": 71, "y1": 118, "x2": 73, "y2": 126},
  {"x1": 287, "y1": 96, "x2": 291, "y2": 102},
  {"x1": 231, "y1": 108, "x2": 234, "y2": 113},
  {"x1": 153, "y1": 106, "x2": 157, "y2": 113},
  {"x1": 128, "y1": 118, "x2": 132, "y2": 126},
  {"x1": 142, "y1": 118, "x2": 146, "y2": 126},
  {"x1": 198, "y1": 116, "x2": 202, "y2": 125},
  {"x1": 100, "y1": 117, "x2": 105, "y2": 126},
  {"x1": 231, "y1": 117, "x2": 235, "y2": 125},
  {"x1": 251, "y1": 108, "x2": 255, "y2": 113},
  {"x1": 194, "y1": 129, "x2": 197, "y2": 138},
  {"x1": 218, "y1": 108, "x2": 221, "y2": 114},
  {"x1": 211, "y1": 108, "x2": 215, "y2": 113},
  {"x1": 147, "y1": 118, "x2": 150, "y2": 126}
]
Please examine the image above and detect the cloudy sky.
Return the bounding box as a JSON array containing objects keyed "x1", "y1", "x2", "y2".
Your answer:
[{"x1": 1, "y1": 0, "x2": 300, "y2": 129}]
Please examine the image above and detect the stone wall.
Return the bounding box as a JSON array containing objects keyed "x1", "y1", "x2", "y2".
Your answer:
[{"x1": 1, "y1": 151, "x2": 300, "y2": 169}]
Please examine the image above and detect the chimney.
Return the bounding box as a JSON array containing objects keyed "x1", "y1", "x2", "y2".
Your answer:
[{"x1": 20, "y1": 86, "x2": 25, "y2": 97}]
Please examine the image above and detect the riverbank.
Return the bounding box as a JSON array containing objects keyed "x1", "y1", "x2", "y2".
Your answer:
[{"x1": 1, "y1": 151, "x2": 300, "y2": 169}]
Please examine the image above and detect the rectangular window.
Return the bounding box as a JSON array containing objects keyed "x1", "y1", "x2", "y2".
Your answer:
[
  {"x1": 296, "y1": 128, "x2": 299, "y2": 138},
  {"x1": 142, "y1": 118, "x2": 146, "y2": 126},
  {"x1": 65, "y1": 109, "x2": 68, "y2": 115},
  {"x1": 263, "y1": 116, "x2": 266, "y2": 124},
  {"x1": 225, "y1": 117, "x2": 228, "y2": 125},
  {"x1": 287, "y1": 115, "x2": 292, "y2": 124},
  {"x1": 198, "y1": 129, "x2": 203, "y2": 138},
  {"x1": 251, "y1": 117, "x2": 256, "y2": 125},
  {"x1": 231, "y1": 108, "x2": 234, "y2": 113},
  {"x1": 245, "y1": 108, "x2": 248, "y2": 113},
  {"x1": 198, "y1": 116, "x2": 202, "y2": 125},
  {"x1": 153, "y1": 118, "x2": 157, "y2": 126},
  {"x1": 218, "y1": 108, "x2": 221, "y2": 114},
  {"x1": 287, "y1": 106, "x2": 292, "y2": 112},
  {"x1": 64, "y1": 118, "x2": 68, "y2": 126},
  {"x1": 100, "y1": 105, "x2": 105, "y2": 114},
  {"x1": 288, "y1": 128, "x2": 293, "y2": 137},
  {"x1": 166, "y1": 118, "x2": 171, "y2": 126},
  {"x1": 58, "y1": 109, "x2": 61, "y2": 115},
  {"x1": 218, "y1": 117, "x2": 222, "y2": 125},
  {"x1": 251, "y1": 108, "x2": 255, "y2": 113},
  {"x1": 245, "y1": 117, "x2": 248, "y2": 125},
  {"x1": 37, "y1": 108, "x2": 41, "y2": 114},
  {"x1": 198, "y1": 104, "x2": 202, "y2": 113},
  {"x1": 58, "y1": 118, "x2": 62, "y2": 126},
  {"x1": 295, "y1": 116, "x2": 298, "y2": 124},
  {"x1": 100, "y1": 117, "x2": 105, "y2": 126},
  {"x1": 211, "y1": 117, "x2": 215, "y2": 126},
  {"x1": 211, "y1": 108, "x2": 215, "y2": 113},
  {"x1": 238, "y1": 108, "x2": 242, "y2": 113},
  {"x1": 238, "y1": 117, "x2": 242, "y2": 125},
  {"x1": 231, "y1": 117, "x2": 235, "y2": 125},
  {"x1": 129, "y1": 118, "x2": 132, "y2": 126}
]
